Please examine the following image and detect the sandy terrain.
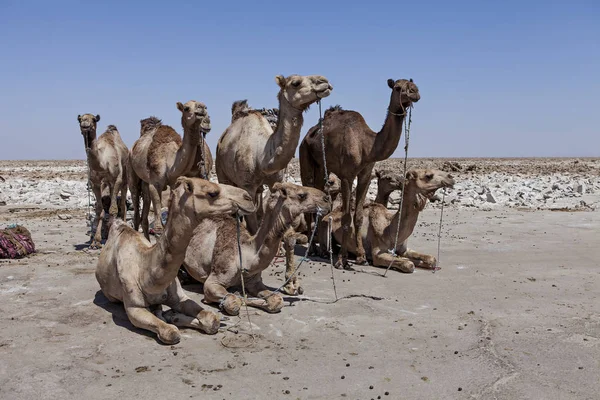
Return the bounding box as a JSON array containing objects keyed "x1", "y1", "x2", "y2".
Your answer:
[{"x1": 0, "y1": 159, "x2": 599, "y2": 399}]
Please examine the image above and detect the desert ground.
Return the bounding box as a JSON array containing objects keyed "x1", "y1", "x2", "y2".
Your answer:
[{"x1": 0, "y1": 158, "x2": 599, "y2": 400}]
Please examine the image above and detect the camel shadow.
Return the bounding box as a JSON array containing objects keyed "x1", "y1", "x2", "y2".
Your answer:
[{"x1": 93, "y1": 290, "x2": 164, "y2": 344}]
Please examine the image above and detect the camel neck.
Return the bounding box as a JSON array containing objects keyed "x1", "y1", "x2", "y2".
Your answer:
[
  {"x1": 369, "y1": 104, "x2": 405, "y2": 162},
  {"x1": 374, "y1": 189, "x2": 392, "y2": 208},
  {"x1": 260, "y1": 93, "x2": 304, "y2": 175},
  {"x1": 169, "y1": 121, "x2": 200, "y2": 182},
  {"x1": 389, "y1": 185, "x2": 423, "y2": 249},
  {"x1": 146, "y1": 198, "x2": 196, "y2": 288},
  {"x1": 250, "y1": 200, "x2": 291, "y2": 273}
]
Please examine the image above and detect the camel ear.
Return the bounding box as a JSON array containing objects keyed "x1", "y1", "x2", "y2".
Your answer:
[
  {"x1": 77, "y1": 115, "x2": 81, "y2": 122},
  {"x1": 174, "y1": 176, "x2": 193, "y2": 193},
  {"x1": 374, "y1": 170, "x2": 381, "y2": 179},
  {"x1": 95, "y1": 114, "x2": 101, "y2": 122},
  {"x1": 387, "y1": 79, "x2": 395, "y2": 89},
  {"x1": 176, "y1": 102, "x2": 184, "y2": 112},
  {"x1": 410, "y1": 78, "x2": 413, "y2": 82},
  {"x1": 275, "y1": 75, "x2": 286, "y2": 89},
  {"x1": 406, "y1": 170, "x2": 418, "y2": 181}
]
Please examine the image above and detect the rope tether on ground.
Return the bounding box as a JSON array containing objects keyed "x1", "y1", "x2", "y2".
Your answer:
[{"x1": 435, "y1": 189, "x2": 446, "y2": 274}]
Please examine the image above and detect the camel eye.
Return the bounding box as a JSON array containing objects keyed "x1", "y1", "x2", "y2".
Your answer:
[
  {"x1": 208, "y1": 191, "x2": 218, "y2": 198},
  {"x1": 184, "y1": 106, "x2": 190, "y2": 112},
  {"x1": 291, "y1": 80, "x2": 301, "y2": 87},
  {"x1": 298, "y1": 193, "x2": 308, "y2": 200}
]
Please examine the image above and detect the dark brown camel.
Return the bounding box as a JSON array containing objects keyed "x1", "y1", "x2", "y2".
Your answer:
[{"x1": 299, "y1": 78, "x2": 420, "y2": 268}]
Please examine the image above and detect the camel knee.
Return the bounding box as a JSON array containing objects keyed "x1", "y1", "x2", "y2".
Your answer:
[
  {"x1": 157, "y1": 325, "x2": 181, "y2": 344},
  {"x1": 196, "y1": 310, "x2": 220, "y2": 335},
  {"x1": 265, "y1": 294, "x2": 284, "y2": 313}
]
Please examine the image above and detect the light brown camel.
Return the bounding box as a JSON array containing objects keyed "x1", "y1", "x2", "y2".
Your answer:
[
  {"x1": 373, "y1": 168, "x2": 405, "y2": 208},
  {"x1": 300, "y1": 78, "x2": 420, "y2": 268},
  {"x1": 77, "y1": 114, "x2": 129, "y2": 248},
  {"x1": 129, "y1": 101, "x2": 211, "y2": 238},
  {"x1": 182, "y1": 182, "x2": 330, "y2": 315},
  {"x1": 317, "y1": 169, "x2": 454, "y2": 272},
  {"x1": 215, "y1": 74, "x2": 332, "y2": 234},
  {"x1": 96, "y1": 177, "x2": 255, "y2": 344},
  {"x1": 279, "y1": 173, "x2": 341, "y2": 295}
]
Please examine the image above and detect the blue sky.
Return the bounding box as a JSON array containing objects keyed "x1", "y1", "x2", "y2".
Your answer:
[{"x1": 0, "y1": 0, "x2": 598, "y2": 160}]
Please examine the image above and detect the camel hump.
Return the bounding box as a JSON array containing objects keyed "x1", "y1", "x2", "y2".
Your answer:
[
  {"x1": 140, "y1": 116, "x2": 163, "y2": 137},
  {"x1": 105, "y1": 124, "x2": 118, "y2": 133},
  {"x1": 325, "y1": 104, "x2": 343, "y2": 116}
]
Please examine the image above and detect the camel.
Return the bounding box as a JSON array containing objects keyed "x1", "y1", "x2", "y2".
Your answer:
[
  {"x1": 317, "y1": 169, "x2": 454, "y2": 272},
  {"x1": 279, "y1": 173, "x2": 341, "y2": 295},
  {"x1": 96, "y1": 177, "x2": 255, "y2": 344},
  {"x1": 300, "y1": 78, "x2": 420, "y2": 268},
  {"x1": 374, "y1": 168, "x2": 405, "y2": 208},
  {"x1": 182, "y1": 182, "x2": 331, "y2": 315},
  {"x1": 215, "y1": 74, "x2": 332, "y2": 234},
  {"x1": 129, "y1": 101, "x2": 211, "y2": 238},
  {"x1": 77, "y1": 114, "x2": 129, "y2": 248}
]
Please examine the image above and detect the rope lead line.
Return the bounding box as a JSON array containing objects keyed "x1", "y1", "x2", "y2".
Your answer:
[
  {"x1": 383, "y1": 106, "x2": 412, "y2": 277},
  {"x1": 317, "y1": 100, "x2": 338, "y2": 300},
  {"x1": 235, "y1": 212, "x2": 254, "y2": 336},
  {"x1": 84, "y1": 135, "x2": 93, "y2": 240}
]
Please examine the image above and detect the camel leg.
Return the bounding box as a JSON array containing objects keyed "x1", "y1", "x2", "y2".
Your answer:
[
  {"x1": 124, "y1": 303, "x2": 181, "y2": 344},
  {"x1": 109, "y1": 177, "x2": 122, "y2": 218},
  {"x1": 244, "y1": 275, "x2": 284, "y2": 313},
  {"x1": 372, "y1": 250, "x2": 415, "y2": 273},
  {"x1": 141, "y1": 183, "x2": 151, "y2": 240},
  {"x1": 119, "y1": 179, "x2": 128, "y2": 222},
  {"x1": 164, "y1": 279, "x2": 219, "y2": 334},
  {"x1": 148, "y1": 183, "x2": 164, "y2": 231},
  {"x1": 90, "y1": 184, "x2": 104, "y2": 249},
  {"x1": 129, "y1": 170, "x2": 141, "y2": 231},
  {"x1": 403, "y1": 248, "x2": 437, "y2": 269},
  {"x1": 245, "y1": 190, "x2": 260, "y2": 235},
  {"x1": 353, "y1": 166, "x2": 374, "y2": 265},
  {"x1": 336, "y1": 179, "x2": 353, "y2": 269},
  {"x1": 282, "y1": 228, "x2": 303, "y2": 296},
  {"x1": 204, "y1": 275, "x2": 243, "y2": 316}
]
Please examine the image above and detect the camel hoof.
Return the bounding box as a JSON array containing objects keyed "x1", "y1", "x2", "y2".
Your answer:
[
  {"x1": 89, "y1": 241, "x2": 102, "y2": 250},
  {"x1": 356, "y1": 255, "x2": 368, "y2": 265},
  {"x1": 158, "y1": 326, "x2": 181, "y2": 344},
  {"x1": 297, "y1": 286, "x2": 304, "y2": 295},
  {"x1": 220, "y1": 294, "x2": 242, "y2": 316},
  {"x1": 198, "y1": 310, "x2": 220, "y2": 335},
  {"x1": 265, "y1": 295, "x2": 284, "y2": 313},
  {"x1": 400, "y1": 261, "x2": 416, "y2": 273}
]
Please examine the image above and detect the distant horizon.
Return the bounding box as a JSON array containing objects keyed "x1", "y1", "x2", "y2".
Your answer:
[
  {"x1": 1, "y1": 1, "x2": 598, "y2": 160},
  {"x1": 2, "y1": 155, "x2": 598, "y2": 162}
]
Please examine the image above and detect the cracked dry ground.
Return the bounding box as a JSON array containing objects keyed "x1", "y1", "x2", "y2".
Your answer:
[{"x1": 0, "y1": 206, "x2": 599, "y2": 399}]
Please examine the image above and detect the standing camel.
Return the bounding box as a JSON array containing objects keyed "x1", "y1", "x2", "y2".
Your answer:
[
  {"x1": 215, "y1": 74, "x2": 332, "y2": 234},
  {"x1": 299, "y1": 78, "x2": 420, "y2": 268},
  {"x1": 129, "y1": 101, "x2": 211, "y2": 238},
  {"x1": 77, "y1": 114, "x2": 128, "y2": 248}
]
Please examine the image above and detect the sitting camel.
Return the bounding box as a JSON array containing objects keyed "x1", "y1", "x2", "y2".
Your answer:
[
  {"x1": 96, "y1": 177, "x2": 255, "y2": 344},
  {"x1": 373, "y1": 168, "x2": 405, "y2": 208},
  {"x1": 183, "y1": 182, "x2": 330, "y2": 315},
  {"x1": 318, "y1": 169, "x2": 454, "y2": 272},
  {"x1": 279, "y1": 173, "x2": 341, "y2": 295}
]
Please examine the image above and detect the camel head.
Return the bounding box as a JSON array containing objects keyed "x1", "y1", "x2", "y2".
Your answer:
[
  {"x1": 326, "y1": 172, "x2": 342, "y2": 199},
  {"x1": 387, "y1": 78, "x2": 420, "y2": 113},
  {"x1": 275, "y1": 74, "x2": 333, "y2": 111},
  {"x1": 271, "y1": 182, "x2": 331, "y2": 217},
  {"x1": 176, "y1": 100, "x2": 209, "y2": 132},
  {"x1": 77, "y1": 113, "x2": 100, "y2": 146},
  {"x1": 405, "y1": 169, "x2": 455, "y2": 199},
  {"x1": 170, "y1": 177, "x2": 255, "y2": 222},
  {"x1": 375, "y1": 169, "x2": 405, "y2": 192}
]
